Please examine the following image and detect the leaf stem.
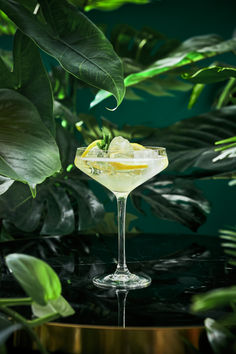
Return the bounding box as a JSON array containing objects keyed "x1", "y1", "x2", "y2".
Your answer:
[
  {"x1": 0, "y1": 297, "x2": 32, "y2": 307},
  {"x1": 0, "y1": 306, "x2": 49, "y2": 354},
  {"x1": 216, "y1": 77, "x2": 236, "y2": 109},
  {"x1": 215, "y1": 142, "x2": 236, "y2": 151}
]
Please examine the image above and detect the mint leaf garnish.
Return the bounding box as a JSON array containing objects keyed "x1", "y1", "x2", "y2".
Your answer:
[{"x1": 97, "y1": 129, "x2": 112, "y2": 150}]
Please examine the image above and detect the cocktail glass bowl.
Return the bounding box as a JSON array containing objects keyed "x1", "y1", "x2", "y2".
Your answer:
[{"x1": 75, "y1": 146, "x2": 168, "y2": 289}]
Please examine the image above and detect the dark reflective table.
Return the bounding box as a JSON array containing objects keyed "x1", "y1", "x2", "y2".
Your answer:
[{"x1": 0, "y1": 233, "x2": 234, "y2": 353}]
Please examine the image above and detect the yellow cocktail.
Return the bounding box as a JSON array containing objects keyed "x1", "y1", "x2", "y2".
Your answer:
[{"x1": 75, "y1": 136, "x2": 168, "y2": 289}]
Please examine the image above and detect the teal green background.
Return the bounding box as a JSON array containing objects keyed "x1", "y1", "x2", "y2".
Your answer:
[
  {"x1": 86, "y1": 0, "x2": 236, "y2": 237},
  {"x1": 1, "y1": 0, "x2": 236, "y2": 236}
]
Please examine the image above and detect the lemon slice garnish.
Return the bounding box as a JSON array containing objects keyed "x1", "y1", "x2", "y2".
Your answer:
[
  {"x1": 79, "y1": 140, "x2": 148, "y2": 171},
  {"x1": 130, "y1": 143, "x2": 146, "y2": 150},
  {"x1": 111, "y1": 143, "x2": 147, "y2": 170},
  {"x1": 110, "y1": 162, "x2": 148, "y2": 170},
  {"x1": 81, "y1": 140, "x2": 102, "y2": 158}
]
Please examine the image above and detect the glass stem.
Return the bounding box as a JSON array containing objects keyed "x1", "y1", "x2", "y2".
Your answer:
[
  {"x1": 116, "y1": 289, "x2": 128, "y2": 328},
  {"x1": 114, "y1": 193, "x2": 130, "y2": 275}
]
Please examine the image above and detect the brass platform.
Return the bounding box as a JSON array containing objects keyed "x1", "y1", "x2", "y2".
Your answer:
[{"x1": 13, "y1": 323, "x2": 203, "y2": 354}]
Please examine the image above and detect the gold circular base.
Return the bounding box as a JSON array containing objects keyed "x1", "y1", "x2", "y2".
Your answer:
[{"x1": 12, "y1": 323, "x2": 203, "y2": 354}]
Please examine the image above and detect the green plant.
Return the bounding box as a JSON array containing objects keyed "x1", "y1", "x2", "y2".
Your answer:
[
  {"x1": 1, "y1": 2, "x2": 236, "y2": 238},
  {"x1": 189, "y1": 141, "x2": 236, "y2": 353},
  {"x1": 0, "y1": 0, "x2": 126, "y2": 238},
  {"x1": 0, "y1": 253, "x2": 74, "y2": 354}
]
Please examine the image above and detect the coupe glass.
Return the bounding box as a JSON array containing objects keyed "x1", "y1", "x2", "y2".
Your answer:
[{"x1": 74, "y1": 146, "x2": 168, "y2": 289}]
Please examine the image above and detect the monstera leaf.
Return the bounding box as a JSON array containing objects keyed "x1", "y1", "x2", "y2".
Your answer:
[
  {"x1": 0, "y1": 0, "x2": 125, "y2": 108},
  {"x1": 142, "y1": 105, "x2": 236, "y2": 176},
  {"x1": 131, "y1": 176, "x2": 210, "y2": 231},
  {"x1": 0, "y1": 174, "x2": 104, "y2": 237}
]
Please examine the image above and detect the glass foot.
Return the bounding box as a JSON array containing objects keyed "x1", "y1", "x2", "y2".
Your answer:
[{"x1": 93, "y1": 272, "x2": 151, "y2": 289}]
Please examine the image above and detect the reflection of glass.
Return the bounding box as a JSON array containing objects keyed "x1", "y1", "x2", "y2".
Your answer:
[
  {"x1": 75, "y1": 146, "x2": 168, "y2": 289},
  {"x1": 116, "y1": 289, "x2": 128, "y2": 328}
]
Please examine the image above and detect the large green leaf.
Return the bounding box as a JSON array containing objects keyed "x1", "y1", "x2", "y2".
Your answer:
[
  {"x1": 143, "y1": 105, "x2": 236, "y2": 176},
  {"x1": 5, "y1": 253, "x2": 61, "y2": 306},
  {"x1": 0, "y1": 0, "x2": 125, "y2": 108},
  {"x1": 13, "y1": 30, "x2": 55, "y2": 134},
  {"x1": 0, "y1": 89, "x2": 61, "y2": 186},
  {"x1": 182, "y1": 66, "x2": 236, "y2": 84},
  {"x1": 91, "y1": 34, "x2": 236, "y2": 107},
  {"x1": 131, "y1": 176, "x2": 210, "y2": 231}
]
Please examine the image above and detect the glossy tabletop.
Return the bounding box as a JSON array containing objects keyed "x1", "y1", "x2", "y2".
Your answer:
[{"x1": 0, "y1": 232, "x2": 234, "y2": 328}]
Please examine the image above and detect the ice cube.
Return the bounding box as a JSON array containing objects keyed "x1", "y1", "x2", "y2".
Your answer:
[
  {"x1": 133, "y1": 149, "x2": 158, "y2": 159},
  {"x1": 86, "y1": 146, "x2": 108, "y2": 158},
  {"x1": 108, "y1": 136, "x2": 134, "y2": 158}
]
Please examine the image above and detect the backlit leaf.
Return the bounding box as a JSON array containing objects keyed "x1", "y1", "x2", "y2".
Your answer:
[{"x1": 5, "y1": 253, "x2": 61, "y2": 306}]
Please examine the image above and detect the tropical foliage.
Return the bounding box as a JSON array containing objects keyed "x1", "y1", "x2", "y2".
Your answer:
[
  {"x1": 0, "y1": 253, "x2": 74, "y2": 353},
  {"x1": 0, "y1": 1, "x2": 236, "y2": 239},
  {"x1": 0, "y1": 1, "x2": 236, "y2": 353}
]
